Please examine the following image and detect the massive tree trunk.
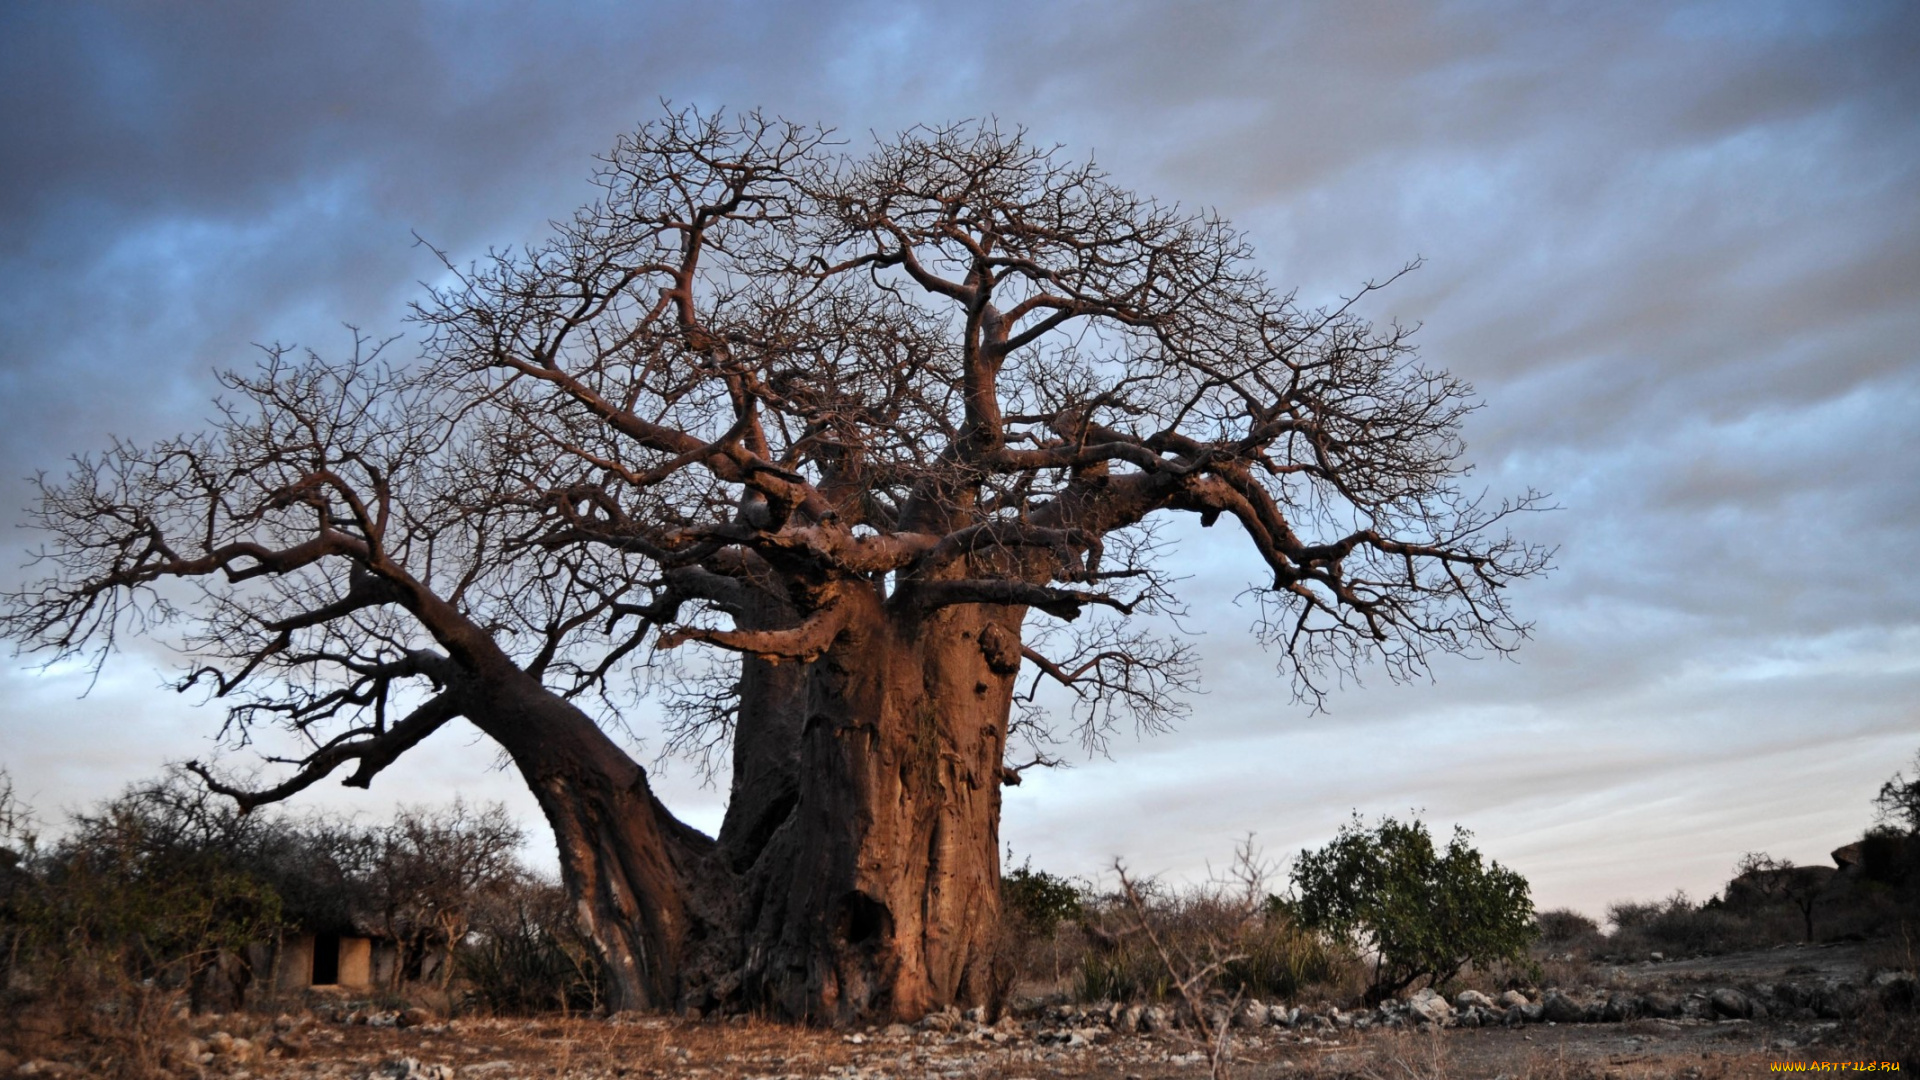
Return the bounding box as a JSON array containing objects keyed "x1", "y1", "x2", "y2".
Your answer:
[
  {"x1": 727, "y1": 591, "x2": 1020, "y2": 1022},
  {"x1": 459, "y1": 595, "x2": 1021, "y2": 1024}
]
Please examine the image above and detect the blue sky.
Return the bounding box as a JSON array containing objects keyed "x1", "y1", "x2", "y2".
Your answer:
[{"x1": 2, "y1": 0, "x2": 1916, "y2": 917}]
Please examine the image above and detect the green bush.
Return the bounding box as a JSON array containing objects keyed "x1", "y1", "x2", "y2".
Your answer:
[
  {"x1": 1290, "y1": 814, "x2": 1534, "y2": 1001},
  {"x1": 1003, "y1": 860, "x2": 1084, "y2": 937}
]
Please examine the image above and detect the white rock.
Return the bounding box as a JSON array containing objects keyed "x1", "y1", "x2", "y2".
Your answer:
[
  {"x1": 1454, "y1": 990, "x2": 1495, "y2": 1010},
  {"x1": 1406, "y1": 988, "x2": 1454, "y2": 1025},
  {"x1": 375, "y1": 1058, "x2": 455, "y2": 1080}
]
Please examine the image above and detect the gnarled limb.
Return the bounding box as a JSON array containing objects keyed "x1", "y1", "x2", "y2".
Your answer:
[
  {"x1": 185, "y1": 691, "x2": 461, "y2": 812},
  {"x1": 655, "y1": 595, "x2": 854, "y2": 663}
]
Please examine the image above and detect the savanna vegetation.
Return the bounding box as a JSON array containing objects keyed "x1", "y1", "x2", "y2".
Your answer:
[{"x1": 1, "y1": 750, "x2": 1916, "y2": 1076}]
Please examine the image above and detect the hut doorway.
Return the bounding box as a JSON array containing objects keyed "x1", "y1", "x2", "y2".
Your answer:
[{"x1": 312, "y1": 932, "x2": 340, "y2": 985}]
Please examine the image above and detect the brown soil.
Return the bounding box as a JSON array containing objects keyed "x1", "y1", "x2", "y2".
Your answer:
[
  {"x1": 4, "y1": 941, "x2": 1907, "y2": 1078},
  {"x1": 44, "y1": 1007, "x2": 1879, "y2": 1080}
]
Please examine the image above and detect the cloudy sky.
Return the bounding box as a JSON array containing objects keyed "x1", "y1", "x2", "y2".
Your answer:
[{"x1": 2, "y1": 0, "x2": 1916, "y2": 919}]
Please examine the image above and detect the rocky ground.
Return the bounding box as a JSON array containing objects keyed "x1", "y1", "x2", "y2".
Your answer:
[{"x1": 5, "y1": 943, "x2": 1912, "y2": 1079}]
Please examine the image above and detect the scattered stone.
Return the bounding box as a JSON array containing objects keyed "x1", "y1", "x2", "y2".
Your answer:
[
  {"x1": 225, "y1": 1036, "x2": 260, "y2": 1064},
  {"x1": 1232, "y1": 1000, "x2": 1270, "y2": 1029},
  {"x1": 915, "y1": 1006, "x2": 962, "y2": 1032},
  {"x1": 371, "y1": 1057, "x2": 455, "y2": 1080},
  {"x1": 1497, "y1": 989, "x2": 1530, "y2": 1008},
  {"x1": 398, "y1": 1007, "x2": 434, "y2": 1029},
  {"x1": 267, "y1": 1030, "x2": 308, "y2": 1059}
]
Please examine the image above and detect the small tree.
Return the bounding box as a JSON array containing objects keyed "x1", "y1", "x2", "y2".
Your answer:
[
  {"x1": 1290, "y1": 814, "x2": 1533, "y2": 1002},
  {"x1": 371, "y1": 798, "x2": 525, "y2": 989},
  {"x1": 1002, "y1": 859, "x2": 1084, "y2": 938},
  {"x1": 1730, "y1": 852, "x2": 1828, "y2": 943},
  {"x1": 1875, "y1": 749, "x2": 1920, "y2": 836},
  {"x1": 7, "y1": 775, "x2": 285, "y2": 1012}
]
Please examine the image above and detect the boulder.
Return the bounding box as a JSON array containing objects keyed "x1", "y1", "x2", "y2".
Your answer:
[
  {"x1": 1873, "y1": 971, "x2": 1918, "y2": 1011},
  {"x1": 1601, "y1": 993, "x2": 1640, "y2": 1023},
  {"x1": 1540, "y1": 991, "x2": 1586, "y2": 1024},
  {"x1": 1497, "y1": 989, "x2": 1530, "y2": 1008},
  {"x1": 1405, "y1": 988, "x2": 1454, "y2": 1026},
  {"x1": 1142, "y1": 1005, "x2": 1173, "y2": 1034},
  {"x1": 1709, "y1": 988, "x2": 1752, "y2": 1020},
  {"x1": 1641, "y1": 992, "x2": 1684, "y2": 1018},
  {"x1": 1454, "y1": 990, "x2": 1495, "y2": 1010},
  {"x1": 1232, "y1": 1000, "x2": 1270, "y2": 1029}
]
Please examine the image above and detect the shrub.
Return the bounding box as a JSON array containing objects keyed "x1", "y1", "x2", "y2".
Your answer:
[
  {"x1": 1605, "y1": 891, "x2": 1753, "y2": 956},
  {"x1": 11, "y1": 775, "x2": 285, "y2": 991},
  {"x1": 1073, "y1": 877, "x2": 1346, "y2": 1004},
  {"x1": 1290, "y1": 814, "x2": 1535, "y2": 1001},
  {"x1": 1874, "y1": 748, "x2": 1920, "y2": 836},
  {"x1": 1861, "y1": 826, "x2": 1918, "y2": 885},
  {"x1": 0, "y1": 773, "x2": 287, "y2": 1075},
  {"x1": 1534, "y1": 908, "x2": 1604, "y2": 955},
  {"x1": 461, "y1": 877, "x2": 602, "y2": 1014},
  {"x1": 1003, "y1": 859, "x2": 1084, "y2": 937}
]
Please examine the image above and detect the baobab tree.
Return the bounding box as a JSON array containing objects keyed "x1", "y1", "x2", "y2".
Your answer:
[{"x1": 2, "y1": 109, "x2": 1547, "y2": 1023}]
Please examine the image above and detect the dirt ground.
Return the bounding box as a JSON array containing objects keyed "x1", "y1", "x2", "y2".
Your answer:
[
  {"x1": 141, "y1": 1009, "x2": 1887, "y2": 1080},
  {"x1": 5, "y1": 941, "x2": 1908, "y2": 1079}
]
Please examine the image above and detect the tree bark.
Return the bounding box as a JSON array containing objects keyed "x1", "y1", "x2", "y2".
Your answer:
[
  {"x1": 451, "y1": 591, "x2": 1021, "y2": 1024},
  {"x1": 464, "y1": 680, "x2": 723, "y2": 1013},
  {"x1": 727, "y1": 591, "x2": 1020, "y2": 1023}
]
